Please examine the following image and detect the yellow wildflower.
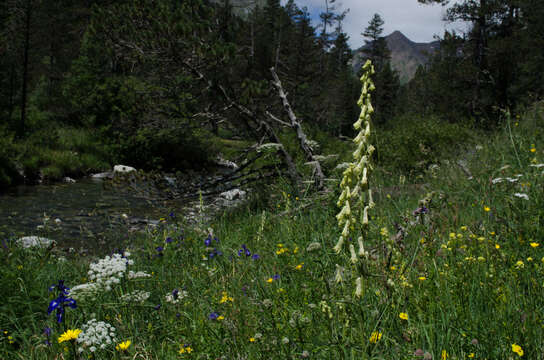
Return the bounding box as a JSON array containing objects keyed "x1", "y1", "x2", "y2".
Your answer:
[
  {"x1": 217, "y1": 315, "x2": 225, "y2": 321},
  {"x1": 468, "y1": 353, "x2": 475, "y2": 358},
  {"x1": 484, "y1": 206, "x2": 491, "y2": 212},
  {"x1": 441, "y1": 349, "x2": 448, "y2": 360},
  {"x1": 512, "y1": 343, "x2": 523, "y2": 357},
  {"x1": 399, "y1": 312, "x2": 408, "y2": 321},
  {"x1": 58, "y1": 329, "x2": 82, "y2": 343},
  {"x1": 249, "y1": 337, "x2": 255, "y2": 342},
  {"x1": 369, "y1": 331, "x2": 382, "y2": 343},
  {"x1": 530, "y1": 242, "x2": 539, "y2": 248},
  {"x1": 295, "y1": 263, "x2": 304, "y2": 270},
  {"x1": 495, "y1": 244, "x2": 500, "y2": 249},
  {"x1": 179, "y1": 345, "x2": 193, "y2": 354},
  {"x1": 266, "y1": 278, "x2": 273, "y2": 283},
  {"x1": 115, "y1": 340, "x2": 131, "y2": 351},
  {"x1": 418, "y1": 276, "x2": 426, "y2": 281},
  {"x1": 219, "y1": 291, "x2": 234, "y2": 304}
]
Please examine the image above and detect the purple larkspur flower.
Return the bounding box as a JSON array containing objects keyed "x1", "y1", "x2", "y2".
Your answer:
[
  {"x1": 166, "y1": 237, "x2": 173, "y2": 244},
  {"x1": 252, "y1": 254, "x2": 260, "y2": 260},
  {"x1": 273, "y1": 274, "x2": 280, "y2": 280},
  {"x1": 204, "y1": 235, "x2": 212, "y2": 247},
  {"x1": 172, "y1": 289, "x2": 179, "y2": 300},
  {"x1": 156, "y1": 246, "x2": 164, "y2": 252},
  {"x1": 154, "y1": 304, "x2": 161, "y2": 311}
]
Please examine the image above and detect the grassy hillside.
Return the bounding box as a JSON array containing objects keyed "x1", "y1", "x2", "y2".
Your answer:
[{"x1": 0, "y1": 103, "x2": 542, "y2": 359}]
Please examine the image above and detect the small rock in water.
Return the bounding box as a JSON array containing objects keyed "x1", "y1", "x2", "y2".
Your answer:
[
  {"x1": 63, "y1": 177, "x2": 76, "y2": 183},
  {"x1": 16, "y1": 236, "x2": 55, "y2": 249},
  {"x1": 114, "y1": 165, "x2": 136, "y2": 174}
]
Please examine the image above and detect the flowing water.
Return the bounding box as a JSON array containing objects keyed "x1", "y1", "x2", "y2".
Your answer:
[{"x1": 0, "y1": 177, "x2": 187, "y2": 254}]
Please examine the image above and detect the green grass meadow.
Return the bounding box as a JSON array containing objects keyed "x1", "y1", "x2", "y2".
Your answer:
[{"x1": 1, "y1": 106, "x2": 543, "y2": 359}]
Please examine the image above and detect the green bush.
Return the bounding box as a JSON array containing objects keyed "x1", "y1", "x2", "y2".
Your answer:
[{"x1": 375, "y1": 115, "x2": 475, "y2": 175}]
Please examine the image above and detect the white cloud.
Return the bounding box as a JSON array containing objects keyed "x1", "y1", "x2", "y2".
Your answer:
[{"x1": 284, "y1": 0, "x2": 468, "y2": 48}]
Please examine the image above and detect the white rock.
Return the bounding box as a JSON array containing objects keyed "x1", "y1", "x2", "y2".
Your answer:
[
  {"x1": 16, "y1": 236, "x2": 55, "y2": 248},
  {"x1": 220, "y1": 189, "x2": 246, "y2": 201},
  {"x1": 63, "y1": 177, "x2": 76, "y2": 183},
  {"x1": 113, "y1": 165, "x2": 136, "y2": 174}
]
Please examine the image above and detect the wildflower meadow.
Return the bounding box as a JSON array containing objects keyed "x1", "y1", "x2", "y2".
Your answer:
[{"x1": 1, "y1": 67, "x2": 543, "y2": 359}]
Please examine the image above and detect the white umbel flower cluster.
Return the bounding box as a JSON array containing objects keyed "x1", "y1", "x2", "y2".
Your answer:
[
  {"x1": 69, "y1": 283, "x2": 101, "y2": 301},
  {"x1": 88, "y1": 253, "x2": 134, "y2": 291},
  {"x1": 128, "y1": 270, "x2": 152, "y2": 279},
  {"x1": 77, "y1": 319, "x2": 117, "y2": 353},
  {"x1": 120, "y1": 290, "x2": 151, "y2": 303}
]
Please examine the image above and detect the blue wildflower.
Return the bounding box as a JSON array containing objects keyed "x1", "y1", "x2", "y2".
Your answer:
[
  {"x1": 49, "y1": 280, "x2": 69, "y2": 295},
  {"x1": 208, "y1": 312, "x2": 219, "y2": 320},
  {"x1": 154, "y1": 304, "x2": 161, "y2": 311},
  {"x1": 252, "y1": 254, "x2": 260, "y2": 260},
  {"x1": 172, "y1": 289, "x2": 179, "y2": 300},
  {"x1": 238, "y1": 244, "x2": 252, "y2": 257},
  {"x1": 204, "y1": 235, "x2": 212, "y2": 247},
  {"x1": 209, "y1": 248, "x2": 223, "y2": 258},
  {"x1": 273, "y1": 274, "x2": 280, "y2": 280},
  {"x1": 47, "y1": 292, "x2": 76, "y2": 323},
  {"x1": 166, "y1": 237, "x2": 173, "y2": 244}
]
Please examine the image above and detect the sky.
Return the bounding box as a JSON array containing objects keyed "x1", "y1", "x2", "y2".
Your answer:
[{"x1": 282, "y1": 0, "x2": 468, "y2": 49}]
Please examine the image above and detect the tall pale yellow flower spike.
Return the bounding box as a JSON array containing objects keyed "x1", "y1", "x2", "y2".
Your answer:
[{"x1": 336, "y1": 60, "x2": 375, "y2": 297}]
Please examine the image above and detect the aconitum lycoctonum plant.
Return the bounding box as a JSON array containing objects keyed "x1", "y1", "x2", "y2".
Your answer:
[{"x1": 335, "y1": 60, "x2": 376, "y2": 298}]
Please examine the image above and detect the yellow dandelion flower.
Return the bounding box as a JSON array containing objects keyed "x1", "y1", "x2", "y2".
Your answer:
[
  {"x1": 115, "y1": 340, "x2": 131, "y2": 351},
  {"x1": 527, "y1": 257, "x2": 533, "y2": 262},
  {"x1": 495, "y1": 244, "x2": 500, "y2": 249},
  {"x1": 530, "y1": 147, "x2": 536, "y2": 153},
  {"x1": 449, "y1": 232, "x2": 456, "y2": 239},
  {"x1": 249, "y1": 337, "x2": 255, "y2": 342},
  {"x1": 295, "y1": 263, "x2": 304, "y2": 270},
  {"x1": 418, "y1": 276, "x2": 426, "y2": 281},
  {"x1": 369, "y1": 331, "x2": 382, "y2": 343},
  {"x1": 266, "y1": 278, "x2": 273, "y2": 283},
  {"x1": 468, "y1": 353, "x2": 475, "y2": 358},
  {"x1": 512, "y1": 344, "x2": 523, "y2": 357},
  {"x1": 441, "y1": 349, "x2": 448, "y2": 360},
  {"x1": 484, "y1": 206, "x2": 491, "y2": 212},
  {"x1": 460, "y1": 226, "x2": 468, "y2": 231},
  {"x1": 217, "y1": 315, "x2": 225, "y2": 321},
  {"x1": 399, "y1": 312, "x2": 408, "y2": 321},
  {"x1": 515, "y1": 260, "x2": 524, "y2": 269},
  {"x1": 58, "y1": 329, "x2": 82, "y2": 343},
  {"x1": 530, "y1": 242, "x2": 539, "y2": 248}
]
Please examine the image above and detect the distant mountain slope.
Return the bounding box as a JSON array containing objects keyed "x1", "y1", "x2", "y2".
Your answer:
[{"x1": 351, "y1": 31, "x2": 439, "y2": 83}]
